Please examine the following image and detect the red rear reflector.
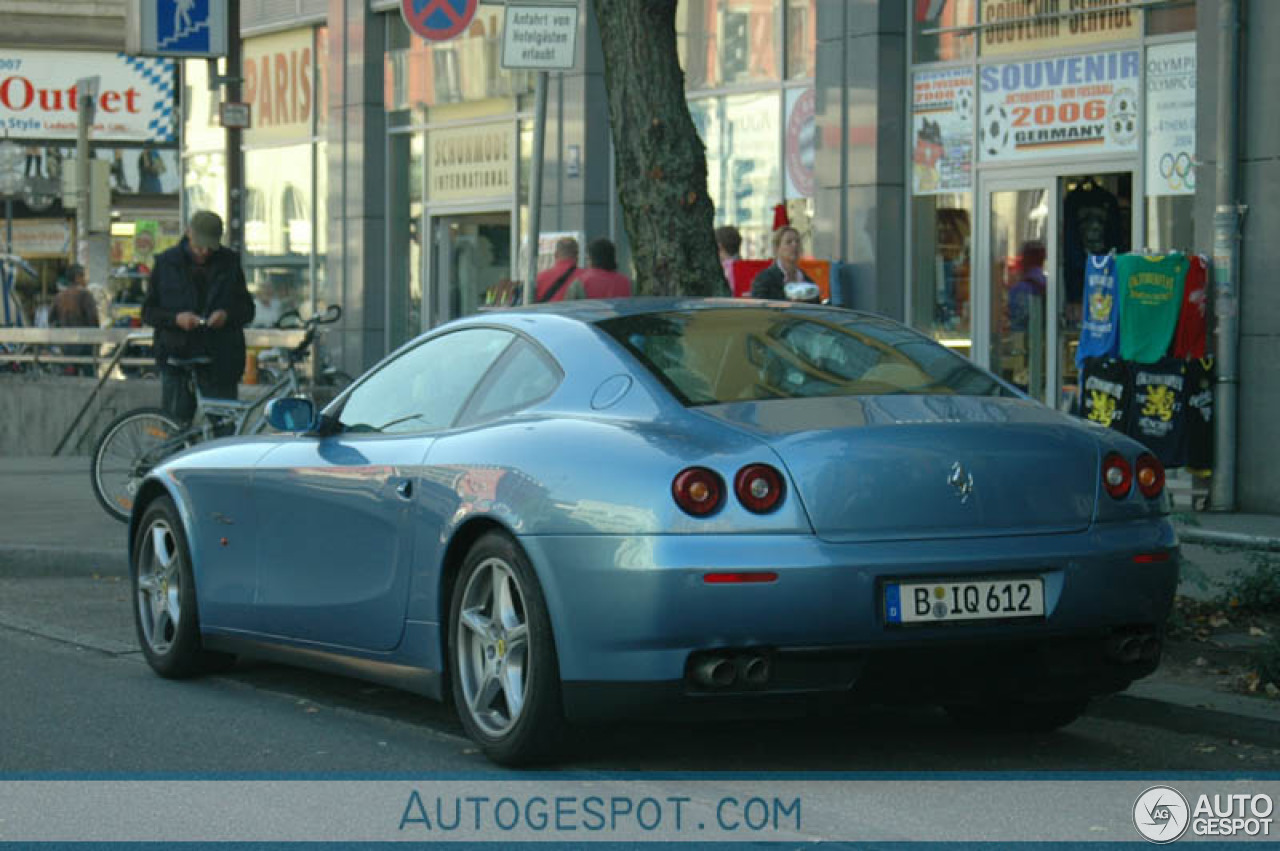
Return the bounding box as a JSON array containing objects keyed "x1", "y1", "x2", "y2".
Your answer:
[
  {"x1": 703, "y1": 571, "x2": 779, "y2": 584},
  {"x1": 1132, "y1": 551, "x2": 1172, "y2": 564}
]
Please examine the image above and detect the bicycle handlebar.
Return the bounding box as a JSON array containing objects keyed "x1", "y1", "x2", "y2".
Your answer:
[{"x1": 278, "y1": 304, "x2": 342, "y2": 363}]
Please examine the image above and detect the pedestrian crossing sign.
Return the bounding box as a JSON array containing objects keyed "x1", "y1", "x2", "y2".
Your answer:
[{"x1": 126, "y1": 0, "x2": 228, "y2": 58}]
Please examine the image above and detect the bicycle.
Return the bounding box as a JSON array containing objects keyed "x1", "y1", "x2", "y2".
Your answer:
[{"x1": 90, "y1": 304, "x2": 343, "y2": 522}]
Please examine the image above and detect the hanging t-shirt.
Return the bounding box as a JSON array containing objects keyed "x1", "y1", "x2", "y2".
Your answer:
[
  {"x1": 1128, "y1": 357, "x2": 1188, "y2": 468},
  {"x1": 1184, "y1": 356, "x2": 1215, "y2": 472},
  {"x1": 1075, "y1": 253, "x2": 1120, "y2": 369},
  {"x1": 1172, "y1": 254, "x2": 1209, "y2": 359},
  {"x1": 1117, "y1": 252, "x2": 1188, "y2": 363},
  {"x1": 1079, "y1": 356, "x2": 1131, "y2": 432}
]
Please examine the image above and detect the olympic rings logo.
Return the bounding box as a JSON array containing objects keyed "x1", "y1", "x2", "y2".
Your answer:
[{"x1": 1159, "y1": 151, "x2": 1195, "y2": 191}]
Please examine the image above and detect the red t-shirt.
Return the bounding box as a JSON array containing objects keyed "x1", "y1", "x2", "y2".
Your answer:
[
  {"x1": 1172, "y1": 254, "x2": 1208, "y2": 359},
  {"x1": 535, "y1": 259, "x2": 578, "y2": 302},
  {"x1": 573, "y1": 268, "x2": 633, "y2": 299}
]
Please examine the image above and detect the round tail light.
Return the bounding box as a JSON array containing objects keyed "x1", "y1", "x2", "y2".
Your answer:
[
  {"x1": 734, "y1": 463, "x2": 785, "y2": 513},
  {"x1": 1135, "y1": 453, "x2": 1165, "y2": 499},
  {"x1": 672, "y1": 467, "x2": 724, "y2": 517},
  {"x1": 1102, "y1": 452, "x2": 1132, "y2": 500}
]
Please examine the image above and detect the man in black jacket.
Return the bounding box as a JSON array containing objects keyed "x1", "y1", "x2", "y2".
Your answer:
[{"x1": 142, "y1": 211, "x2": 255, "y2": 422}]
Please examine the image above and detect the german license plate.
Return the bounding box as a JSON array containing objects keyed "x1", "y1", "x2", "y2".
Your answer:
[{"x1": 885, "y1": 578, "x2": 1044, "y2": 624}]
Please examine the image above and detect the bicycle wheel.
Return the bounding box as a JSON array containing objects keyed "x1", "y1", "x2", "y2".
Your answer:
[{"x1": 91, "y1": 408, "x2": 187, "y2": 523}]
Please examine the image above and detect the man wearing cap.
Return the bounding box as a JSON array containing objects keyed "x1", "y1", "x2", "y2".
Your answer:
[{"x1": 143, "y1": 211, "x2": 255, "y2": 422}]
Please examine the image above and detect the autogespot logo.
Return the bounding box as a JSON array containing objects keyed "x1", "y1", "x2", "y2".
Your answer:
[{"x1": 1134, "y1": 786, "x2": 1190, "y2": 843}]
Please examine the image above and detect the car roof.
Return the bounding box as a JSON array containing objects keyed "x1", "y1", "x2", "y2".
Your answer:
[{"x1": 473, "y1": 296, "x2": 874, "y2": 325}]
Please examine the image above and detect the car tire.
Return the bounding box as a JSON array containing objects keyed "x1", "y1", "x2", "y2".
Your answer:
[
  {"x1": 132, "y1": 495, "x2": 235, "y2": 678},
  {"x1": 449, "y1": 531, "x2": 564, "y2": 765},
  {"x1": 944, "y1": 697, "x2": 1089, "y2": 733}
]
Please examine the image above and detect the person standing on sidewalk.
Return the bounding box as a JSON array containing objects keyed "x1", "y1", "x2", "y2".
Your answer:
[
  {"x1": 534, "y1": 236, "x2": 579, "y2": 303},
  {"x1": 142, "y1": 211, "x2": 254, "y2": 423},
  {"x1": 565, "y1": 238, "x2": 632, "y2": 300},
  {"x1": 50, "y1": 264, "x2": 99, "y2": 376}
]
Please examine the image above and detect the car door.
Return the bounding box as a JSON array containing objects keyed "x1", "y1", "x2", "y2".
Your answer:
[{"x1": 250, "y1": 326, "x2": 518, "y2": 651}]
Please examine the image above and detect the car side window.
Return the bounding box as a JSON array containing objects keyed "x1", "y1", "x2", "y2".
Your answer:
[
  {"x1": 338, "y1": 328, "x2": 514, "y2": 434},
  {"x1": 457, "y1": 338, "x2": 562, "y2": 427}
]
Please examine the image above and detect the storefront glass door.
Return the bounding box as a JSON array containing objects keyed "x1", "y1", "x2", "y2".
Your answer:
[
  {"x1": 976, "y1": 169, "x2": 1133, "y2": 409},
  {"x1": 982, "y1": 178, "x2": 1055, "y2": 403},
  {"x1": 428, "y1": 211, "x2": 512, "y2": 327}
]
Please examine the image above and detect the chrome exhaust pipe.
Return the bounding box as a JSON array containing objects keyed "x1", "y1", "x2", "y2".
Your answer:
[
  {"x1": 692, "y1": 655, "x2": 736, "y2": 688},
  {"x1": 739, "y1": 654, "x2": 770, "y2": 686}
]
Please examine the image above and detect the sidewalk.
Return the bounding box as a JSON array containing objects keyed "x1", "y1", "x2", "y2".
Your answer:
[{"x1": 0, "y1": 455, "x2": 1277, "y2": 744}]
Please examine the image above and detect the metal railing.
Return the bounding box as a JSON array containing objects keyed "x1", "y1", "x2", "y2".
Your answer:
[{"x1": 0, "y1": 327, "x2": 307, "y2": 456}]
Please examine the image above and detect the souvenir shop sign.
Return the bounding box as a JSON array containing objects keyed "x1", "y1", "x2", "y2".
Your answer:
[
  {"x1": 980, "y1": 0, "x2": 1140, "y2": 58},
  {"x1": 1146, "y1": 42, "x2": 1196, "y2": 197},
  {"x1": 977, "y1": 49, "x2": 1139, "y2": 162},
  {"x1": 912, "y1": 68, "x2": 974, "y2": 195},
  {"x1": 0, "y1": 50, "x2": 175, "y2": 143}
]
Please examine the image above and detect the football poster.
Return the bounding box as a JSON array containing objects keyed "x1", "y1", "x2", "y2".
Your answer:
[
  {"x1": 976, "y1": 49, "x2": 1141, "y2": 162},
  {"x1": 912, "y1": 68, "x2": 974, "y2": 195}
]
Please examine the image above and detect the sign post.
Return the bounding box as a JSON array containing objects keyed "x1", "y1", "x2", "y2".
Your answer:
[
  {"x1": 72, "y1": 77, "x2": 99, "y2": 266},
  {"x1": 501, "y1": 4, "x2": 579, "y2": 305}
]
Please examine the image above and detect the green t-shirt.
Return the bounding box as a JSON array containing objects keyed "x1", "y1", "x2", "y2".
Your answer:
[{"x1": 1118, "y1": 252, "x2": 1188, "y2": 363}]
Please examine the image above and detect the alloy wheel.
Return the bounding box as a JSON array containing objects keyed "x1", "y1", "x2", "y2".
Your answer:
[
  {"x1": 455, "y1": 557, "x2": 531, "y2": 737},
  {"x1": 136, "y1": 518, "x2": 183, "y2": 655}
]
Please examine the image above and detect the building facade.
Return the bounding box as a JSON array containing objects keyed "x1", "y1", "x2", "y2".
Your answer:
[
  {"x1": 185, "y1": 0, "x2": 1276, "y2": 512},
  {"x1": 0, "y1": 0, "x2": 182, "y2": 318}
]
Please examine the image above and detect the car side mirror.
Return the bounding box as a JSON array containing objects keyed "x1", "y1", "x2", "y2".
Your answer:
[{"x1": 265, "y1": 397, "x2": 315, "y2": 432}]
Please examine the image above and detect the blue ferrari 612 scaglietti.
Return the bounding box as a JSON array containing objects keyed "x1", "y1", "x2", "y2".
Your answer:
[{"x1": 128, "y1": 298, "x2": 1178, "y2": 764}]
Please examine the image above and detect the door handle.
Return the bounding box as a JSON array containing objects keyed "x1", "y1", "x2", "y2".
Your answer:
[{"x1": 395, "y1": 479, "x2": 414, "y2": 500}]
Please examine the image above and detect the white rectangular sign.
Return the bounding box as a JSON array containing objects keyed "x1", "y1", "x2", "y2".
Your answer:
[
  {"x1": 977, "y1": 50, "x2": 1140, "y2": 163},
  {"x1": 0, "y1": 50, "x2": 176, "y2": 143},
  {"x1": 501, "y1": 5, "x2": 578, "y2": 70},
  {"x1": 1146, "y1": 42, "x2": 1196, "y2": 197}
]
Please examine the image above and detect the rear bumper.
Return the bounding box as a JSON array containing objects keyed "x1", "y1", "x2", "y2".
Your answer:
[
  {"x1": 561, "y1": 630, "x2": 1162, "y2": 722},
  {"x1": 520, "y1": 518, "x2": 1178, "y2": 710}
]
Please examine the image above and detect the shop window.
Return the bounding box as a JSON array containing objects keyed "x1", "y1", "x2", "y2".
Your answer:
[
  {"x1": 382, "y1": 10, "x2": 530, "y2": 116},
  {"x1": 1147, "y1": 1, "x2": 1196, "y2": 35},
  {"x1": 912, "y1": 0, "x2": 975, "y2": 64},
  {"x1": 691, "y1": 92, "x2": 781, "y2": 261},
  {"x1": 910, "y1": 195, "x2": 973, "y2": 356},
  {"x1": 785, "y1": 0, "x2": 815, "y2": 80},
  {"x1": 677, "y1": 0, "x2": 780, "y2": 90}
]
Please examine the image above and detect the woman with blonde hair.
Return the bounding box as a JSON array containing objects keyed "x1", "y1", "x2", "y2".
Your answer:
[{"x1": 750, "y1": 225, "x2": 815, "y2": 301}]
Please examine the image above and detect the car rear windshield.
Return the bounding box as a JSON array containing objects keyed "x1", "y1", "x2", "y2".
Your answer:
[{"x1": 597, "y1": 307, "x2": 1010, "y2": 406}]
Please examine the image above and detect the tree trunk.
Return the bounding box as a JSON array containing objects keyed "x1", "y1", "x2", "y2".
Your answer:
[{"x1": 589, "y1": 0, "x2": 727, "y2": 297}]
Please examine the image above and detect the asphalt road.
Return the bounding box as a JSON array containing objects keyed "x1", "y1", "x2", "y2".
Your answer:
[{"x1": 2, "y1": 573, "x2": 1279, "y2": 774}]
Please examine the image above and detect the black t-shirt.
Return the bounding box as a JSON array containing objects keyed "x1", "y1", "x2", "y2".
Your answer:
[
  {"x1": 1128, "y1": 357, "x2": 1188, "y2": 468},
  {"x1": 1184, "y1": 357, "x2": 1215, "y2": 471},
  {"x1": 1079, "y1": 356, "x2": 1131, "y2": 432}
]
